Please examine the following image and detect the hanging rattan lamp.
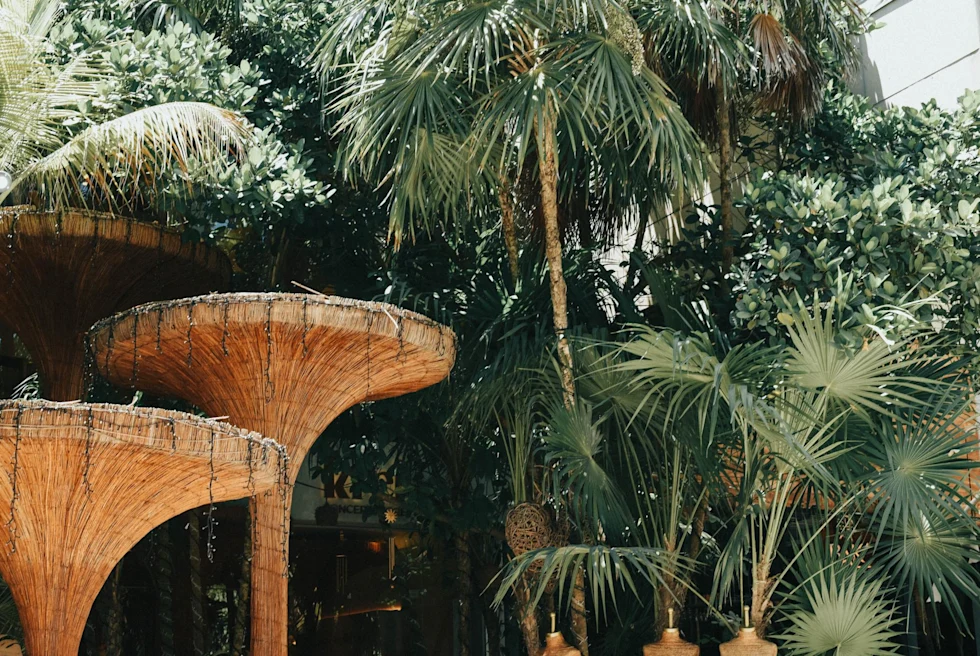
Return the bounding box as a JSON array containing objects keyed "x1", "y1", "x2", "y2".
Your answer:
[
  {"x1": 0, "y1": 207, "x2": 229, "y2": 401},
  {"x1": 0, "y1": 400, "x2": 287, "y2": 656},
  {"x1": 87, "y1": 292, "x2": 456, "y2": 656},
  {"x1": 719, "y1": 607, "x2": 777, "y2": 656},
  {"x1": 643, "y1": 609, "x2": 699, "y2": 655},
  {"x1": 542, "y1": 613, "x2": 582, "y2": 656}
]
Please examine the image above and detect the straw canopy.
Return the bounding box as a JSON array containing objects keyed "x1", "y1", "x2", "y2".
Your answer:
[
  {"x1": 0, "y1": 400, "x2": 287, "y2": 656},
  {"x1": 0, "y1": 207, "x2": 230, "y2": 401},
  {"x1": 87, "y1": 292, "x2": 456, "y2": 656}
]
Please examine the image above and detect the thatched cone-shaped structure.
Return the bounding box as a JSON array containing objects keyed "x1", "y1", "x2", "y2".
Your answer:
[
  {"x1": 0, "y1": 400, "x2": 287, "y2": 656},
  {"x1": 88, "y1": 292, "x2": 456, "y2": 656},
  {"x1": 0, "y1": 207, "x2": 229, "y2": 400}
]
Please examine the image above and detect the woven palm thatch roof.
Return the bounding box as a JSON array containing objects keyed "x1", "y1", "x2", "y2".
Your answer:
[
  {"x1": 0, "y1": 207, "x2": 230, "y2": 401},
  {"x1": 0, "y1": 400, "x2": 287, "y2": 656},
  {"x1": 87, "y1": 291, "x2": 456, "y2": 656}
]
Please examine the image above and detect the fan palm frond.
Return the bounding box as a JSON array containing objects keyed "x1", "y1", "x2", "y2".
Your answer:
[
  {"x1": 784, "y1": 304, "x2": 942, "y2": 418},
  {"x1": 779, "y1": 561, "x2": 901, "y2": 655}
]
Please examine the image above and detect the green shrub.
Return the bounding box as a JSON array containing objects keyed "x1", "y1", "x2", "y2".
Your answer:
[{"x1": 729, "y1": 88, "x2": 980, "y2": 349}]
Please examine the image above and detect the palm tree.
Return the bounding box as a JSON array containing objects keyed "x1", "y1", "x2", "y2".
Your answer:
[
  {"x1": 0, "y1": 0, "x2": 249, "y2": 211},
  {"x1": 645, "y1": 0, "x2": 865, "y2": 273},
  {"x1": 495, "y1": 297, "x2": 980, "y2": 650},
  {"x1": 319, "y1": 2, "x2": 725, "y2": 652}
]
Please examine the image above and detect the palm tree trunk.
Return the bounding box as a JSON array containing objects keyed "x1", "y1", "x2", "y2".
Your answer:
[
  {"x1": 716, "y1": 94, "x2": 735, "y2": 276},
  {"x1": 155, "y1": 524, "x2": 176, "y2": 656},
  {"x1": 106, "y1": 563, "x2": 124, "y2": 656},
  {"x1": 536, "y1": 108, "x2": 587, "y2": 655},
  {"x1": 499, "y1": 178, "x2": 520, "y2": 284},
  {"x1": 536, "y1": 110, "x2": 575, "y2": 409},
  {"x1": 515, "y1": 578, "x2": 542, "y2": 656},
  {"x1": 751, "y1": 558, "x2": 773, "y2": 638},
  {"x1": 625, "y1": 210, "x2": 649, "y2": 295},
  {"x1": 231, "y1": 507, "x2": 252, "y2": 656},
  {"x1": 455, "y1": 532, "x2": 472, "y2": 656},
  {"x1": 187, "y1": 510, "x2": 207, "y2": 656}
]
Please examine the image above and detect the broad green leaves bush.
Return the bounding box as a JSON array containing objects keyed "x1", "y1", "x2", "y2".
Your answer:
[
  {"x1": 50, "y1": 0, "x2": 334, "y2": 240},
  {"x1": 729, "y1": 88, "x2": 980, "y2": 349}
]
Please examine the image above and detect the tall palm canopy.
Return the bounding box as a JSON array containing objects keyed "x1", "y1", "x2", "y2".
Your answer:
[
  {"x1": 0, "y1": 0, "x2": 249, "y2": 210},
  {"x1": 317, "y1": 0, "x2": 716, "y2": 246}
]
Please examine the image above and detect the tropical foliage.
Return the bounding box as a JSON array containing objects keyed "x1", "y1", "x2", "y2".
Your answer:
[
  {"x1": 3, "y1": 0, "x2": 980, "y2": 654},
  {"x1": 0, "y1": 0, "x2": 250, "y2": 210}
]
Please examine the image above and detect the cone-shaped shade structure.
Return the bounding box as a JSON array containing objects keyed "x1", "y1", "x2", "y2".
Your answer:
[
  {"x1": 0, "y1": 207, "x2": 230, "y2": 401},
  {"x1": 88, "y1": 292, "x2": 456, "y2": 656},
  {"x1": 0, "y1": 400, "x2": 287, "y2": 656}
]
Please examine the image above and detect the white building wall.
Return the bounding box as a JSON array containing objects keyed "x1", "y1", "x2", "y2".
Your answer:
[{"x1": 854, "y1": 0, "x2": 980, "y2": 108}]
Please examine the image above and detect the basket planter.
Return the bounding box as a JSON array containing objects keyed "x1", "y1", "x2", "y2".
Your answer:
[
  {"x1": 643, "y1": 628, "x2": 699, "y2": 655},
  {"x1": 543, "y1": 631, "x2": 582, "y2": 656},
  {"x1": 719, "y1": 628, "x2": 777, "y2": 656},
  {"x1": 505, "y1": 503, "x2": 557, "y2": 556}
]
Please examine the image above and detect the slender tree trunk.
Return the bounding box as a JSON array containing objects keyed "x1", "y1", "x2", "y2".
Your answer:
[
  {"x1": 270, "y1": 226, "x2": 291, "y2": 290},
  {"x1": 187, "y1": 510, "x2": 207, "y2": 656},
  {"x1": 716, "y1": 95, "x2": 735, "y2": 277},
  {"x1": 536, "y1": 109, "x2": 587, "y2": 655},
  {"x1": 499, "y1": 178, "x2": 520, "y2": 284},
  {"x1": 231, "y1": 507, "x2": 252, "y2": 656},
  {"x1": 456, "y1": 532, "x2": 472, "y2": 656},
  {"x1": 515, "y1": 578, "x2": 542, "y2": 656},
  {"x1": 482, "y1": 593, "x2": 502, "y2": 656},
  {"x1": 625, "y1": 209, "x2": 649, "y2": 295},
  {"x1": 654, "y1": 495, "x2": 707, "y2": 637},
  {"x1": 156, "y1": 524, "x2": 176, "y2": 656},
  {"x1": 750, "y1": 558, "x2": 773, "y2": 638},
  {"x1": 536, "y1": 111, "x2": 575, "y2": 409},
  {"x1": 914, "y1": 586, "x2": 937, "y2": 656},
  {"x1": 106, "y1": 563, "x2": 124, "y2": 656}
]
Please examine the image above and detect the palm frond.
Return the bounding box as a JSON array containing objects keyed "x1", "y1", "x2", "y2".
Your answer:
[
  {"x1": 493, "y1": 544, "x2": 678, "y2": 623},
  {"x1": 544, "y1": 400, "x2": 633, "y2": 537},
  {"x1": 8, "y1": 102, "x2": 249, "y2": 209},
  {"x1": 636, "y1": 0, "x2": 743, "y2": 90},
  {"x1": 778, "y1": 545, "x2": 901, "y2": 656},
  {"x1": 784, "y1": 304, "x2": 944, "y2": 418}
]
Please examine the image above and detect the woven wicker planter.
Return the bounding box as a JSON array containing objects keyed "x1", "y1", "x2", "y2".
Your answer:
[
  {"x1": 542, "y1": 631, "x2": 581, "y2": 656},
  {"x1": 87, "y1": 292, "x2": 456, "y2": 656},
  {"x1": 505, "y1": 503, "x2": 556, "y2": 556},
  {"x1": 0, "y1": 207, "x2": 229, "y2": 401},
  {"x1": 0, "y1": 400, "x2": 285, "y2": 656},
  {"x1": 643, "y1": 628, "x2": 699, "y2": 655},
  {"x1": 719, "y1": 628, "x2": 777, "y2": 656}
]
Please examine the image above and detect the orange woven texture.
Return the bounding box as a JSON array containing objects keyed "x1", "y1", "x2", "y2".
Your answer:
[
  {"x1": 719, "y1": 629, "x2": 777, "y2": 656},
  {"x1": 643, "y1": 629, "x2": 700, "y2": 655},
  {"x1": 542, "y1": 632, "x2": 581, "y2": 656},
  {"x1": 0, "y1": 207, "x2": 229, "y2": 401},
  {"x1": 88, "y1": 292, "x2": 456, "y2": 656},
  {"x1": 0, "y1": 401, "x2": 284, "y2": 656}
]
